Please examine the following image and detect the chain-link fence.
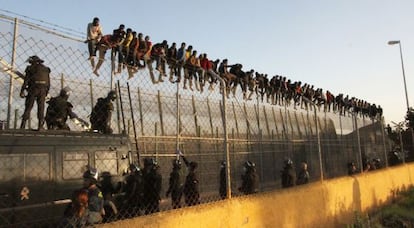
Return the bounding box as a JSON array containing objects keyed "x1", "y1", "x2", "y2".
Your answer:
[{"x1": 0, "y1": 16, "x2": 395, "y2": 227}]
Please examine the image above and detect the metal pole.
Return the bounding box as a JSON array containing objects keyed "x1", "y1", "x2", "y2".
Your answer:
[
  {"x1": 380, "y1": 117, "x2": 389, "y2": 167},
  {"x1": 303, "y1": 97, "x2": 323, "y2": 181},
  {"x1": 7, "y1": 18, "x2": 18, "y2": 129},
  {"x1": 216, "y1": 77, "x2": 230, "y2": 198},
  {"x1": 398, "y1": 42, "x2": 410, "y2": 111},
  {"x1": 176, "y1": 82, "x2": 180, "y2": 155},
  {"x1": 354, "y1": 114, "x2": 363, "y2": 173}
]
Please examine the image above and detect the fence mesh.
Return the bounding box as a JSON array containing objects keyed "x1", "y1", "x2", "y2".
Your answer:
[{"x1": 0, "y1": 16, "x2": 395, "y2": 227}]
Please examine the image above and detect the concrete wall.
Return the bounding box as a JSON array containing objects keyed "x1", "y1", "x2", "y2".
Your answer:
[{"x1": 103, "y1": 164, "x2": 414, "y2": 228}]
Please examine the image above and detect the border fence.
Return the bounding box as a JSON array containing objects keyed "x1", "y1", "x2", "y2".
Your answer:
[{"x1": 0, "y1": 15, "x2": 395, "y2": 227}]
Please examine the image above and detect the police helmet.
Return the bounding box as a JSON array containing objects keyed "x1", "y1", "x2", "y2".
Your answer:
[
  {"x1": 144, "y1": 157, "x2": 157, "y2": 167},
  {"x1": 129, "y1": 163, "x2": 140, "y2": 173},
  {"x1": 107, "y1": 90, "x2": 117, "y2": 101},
  {"x1": 284, "y1": 158, "x2": 293, "y2": 166},
  {"x1": 173, "y1": 159, "x2": 181, "y2": 168},
  {"x1": 83, "y1": 167, "x2": 99, "y2": 181},
  {"x1": 244, "y1": 161, "x2": 255, "y2": 168},
  {"x1": 27, "y1": 55, "x2": 44, "y2": 64},
  {"x1": 60, "y1": 86, "x2": 72, "y2": 97}
]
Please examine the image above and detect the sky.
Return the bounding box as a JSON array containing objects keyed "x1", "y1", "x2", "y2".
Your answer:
[{"x1": 1, "y1": 0, "x2": 414, "y2": 126}]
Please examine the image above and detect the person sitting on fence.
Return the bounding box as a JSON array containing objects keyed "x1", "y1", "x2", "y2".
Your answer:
[
  {"x1": 86, "y1": 17, "x2": 103, "y2": 69},
  {"x1": 93, "y1": 34, "x2": 121, "y2": 77},
  {"x1": 45, "y1": 86, "x2": 88, "y2": 130},
  {"x1": 90, "y1": 90, "x2": 116, "y2": 134}
]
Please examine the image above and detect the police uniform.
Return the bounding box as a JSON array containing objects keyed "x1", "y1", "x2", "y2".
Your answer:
[
  {"x1": 166, "y1": 160, "x2": 185, "y2": 209},
  {"x1": 45, "y1": 87, "x2": 76, "y2": 130},
  {"x1": 182, "y1": 157, "x2": 200, "y2": 206},
  {"x1": 90, "y1": 91, "x2": 116, "y2": 134},
  {"x1": 142, "y1": 159, "x2": 162, "y2": 214},
  {"x1": 20, "y1": 56, "x2": 51, "y2": 130},
  {"x1": 281, "y1": 161, "x2": 297, "y2": 188},
  {"x1": 239, "y1": 161, "x2": 259, "y2": 195}
]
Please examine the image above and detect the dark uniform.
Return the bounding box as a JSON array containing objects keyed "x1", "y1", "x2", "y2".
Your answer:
[
  {"x1": 238, "y1": 161, "x2": 259, "y2": 195},
  {"x1": 122, "y1": 164, "x2": 143, "y2": 217},
  {"x1": 166, "y1": 159, "x2": 185, "y2": 209},
  {"x1": 219, "y1": 161, "x2": 226, "y2": 199},
  {"x1": 20, "y1": 55, "x2": 51, "y2": 130},
  {"x1": 45, "y1": 87, "x2": 78, "y2": 130},
  {"x1": 281, "y1": 159, "x2": 296, "y2": 188},
  {"x1": 142, "y1": 158, "x2": 162, "y2": 214},
  {"x1": 90, "y1": 90, "x2": 116, "y2": 134},
  {"x1": 182, "y1": 156, "x2": 200, "y2": 206}
]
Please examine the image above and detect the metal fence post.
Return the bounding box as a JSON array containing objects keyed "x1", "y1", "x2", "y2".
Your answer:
[{"x1": 7, "y1": 18, "x2": 18, "y2": 129}]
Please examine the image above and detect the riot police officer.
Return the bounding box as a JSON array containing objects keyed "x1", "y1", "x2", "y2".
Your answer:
[
  {"x1": 45, "y1": 86, "x2": 86, "y2": 130},
  {"x1": 142, "y1": 158, "x2": 162, "y2": 214},
  {"x1": 281, "y1": 158, "x2": 296, "y2": 188},
  {"x1": 219, "y1": 161, "x2": 227, "y2": 199},
  {"x1": 181, "y1": 153, "x2": 200, "y2": 206},
  {"x1": 238, "y1": 161, "x2": 259, "y2": 195},
  {"x1": 82, "y1": 167, "x2": 104, "y2": 225},
  {"x1": 20, "y1": 55, "x2": 51, "y2": 130},
  {"x1": 90, "y1": 90, "x2": 116, "y2": 134},
  {"x1": 166, "y1": 159, "x2": 185, "y2": 209},
  {"x1": 122, "y1": 164, "x2": 143, "y2": 217}
]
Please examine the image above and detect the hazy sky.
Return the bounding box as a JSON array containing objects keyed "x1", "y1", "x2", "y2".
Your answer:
[{"x1": 1, "y1": 0, "x2": 414, "y2": 125}]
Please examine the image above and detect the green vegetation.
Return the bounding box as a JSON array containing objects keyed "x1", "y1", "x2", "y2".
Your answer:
[{"x1": 350, "y1": 187, "x2": 414, "y2": 227}]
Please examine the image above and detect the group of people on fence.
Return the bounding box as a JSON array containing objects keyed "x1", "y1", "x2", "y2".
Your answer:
[
  {"x1": 86, "y1": 17, "x2": 383, "y2": 120},
  {"x1": 57, "y1": 150, "x2": 311, "y2": 226},
  {"x1": 19, "y1": 54, "x2": 116, "y2": 132}
]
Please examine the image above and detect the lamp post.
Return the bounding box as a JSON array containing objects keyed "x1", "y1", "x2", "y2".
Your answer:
[
  {"x1": 389, "y1": 40, "x2": 414, "y2": 162},
  {"x1": 388, "y1": 40, "x2": 410, "y2": 112}
]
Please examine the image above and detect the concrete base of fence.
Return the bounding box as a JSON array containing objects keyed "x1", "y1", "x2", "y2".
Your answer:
[{"x1": 102, "y1": 164, "x2": 414, "y2": 228}]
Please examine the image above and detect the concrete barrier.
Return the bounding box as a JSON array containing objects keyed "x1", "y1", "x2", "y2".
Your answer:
[{"x1": 103, "y1": 164, "x2": 414, "y2": 228}]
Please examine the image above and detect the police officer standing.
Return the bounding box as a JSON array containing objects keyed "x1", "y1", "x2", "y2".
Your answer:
[
  {"x1": 281, "y1": 158, "x2": 296, "y2": 188},
  {"x1": 166, "y1": 158, "x2": 185, "y2": 209},
  {"x1": 82, "y1": 167, "x2": 104, "y2": 225},
  {"x1": 142, "y1": 158, "x2": 162, "y2": 214},
  {"x1": 238, "y1": 161, "x2": 259, "y2": 195},
  {"x1": 180, "y1": 152, "x2": 200, "y2": 206},
  {"x1": 123, "y1": 164, "x2": 143, "y2": 217},
  {"x1": 219, "y1": 161, "x2": 227, "y2": 199},
  {"x1": 90, "y1": 90, "x2": 116, "y2": 134},
  {"x1": 20, "y1": 55, "x2": 51, "y2": 130}
]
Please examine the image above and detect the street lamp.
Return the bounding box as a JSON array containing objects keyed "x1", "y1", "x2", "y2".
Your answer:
[{"x1": 388, "y1": 40, "x2": 410, "y2": 112}]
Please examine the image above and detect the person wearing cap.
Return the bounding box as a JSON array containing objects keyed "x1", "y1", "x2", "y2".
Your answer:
[
  {"x1": 45, "y1": 86, "x2": 83, "y2": 130},
  {"x1": 166, "y1": 158, "x2": 185, "y2": 209},
  {"x1": 90, "y1": 90, "x2": 116, "y2": 134},
  {"x1": 86, "y1": 17, "x2": 103, "y2": 69},
  {"x1": 82, "y1": 167, "x2": 104, "y2": 225},
  {"x1": 238, "y1": 161, "x2": 259, "y2": 195},
  {"x1": 20, "y1": 55, "x2": 51, "y2": 130}
]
